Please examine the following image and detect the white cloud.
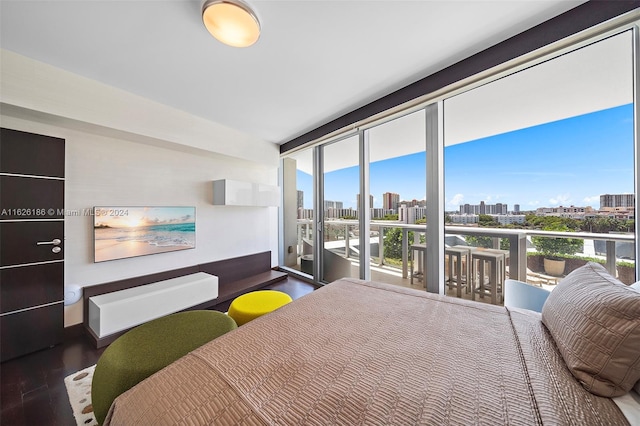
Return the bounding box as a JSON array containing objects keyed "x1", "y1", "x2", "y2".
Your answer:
[
  {"x1": 583, "y1": 195, "x2": 599, "y2": 204},
  {"x1": 448, "y1": 193, "x2": 464, "y2": 206},
  {"x1": 549, "y1": 194, "x2": 572, "y2": 206}
]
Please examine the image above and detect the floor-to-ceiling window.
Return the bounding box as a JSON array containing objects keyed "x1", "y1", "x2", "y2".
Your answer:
[
  {"x1": 443, "y1": 30, "x2": 636, "y2": 303},
  {"x1": 281, "y1": 26, "x2": 637, "y2": 296},
  {"x1": 367, "y1": 110, "x2": 427, "y2": 289}
]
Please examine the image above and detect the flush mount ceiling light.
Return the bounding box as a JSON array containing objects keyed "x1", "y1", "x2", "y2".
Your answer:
[{"x1": 202, "y1": 0, "x2": 261, "y2": 48}]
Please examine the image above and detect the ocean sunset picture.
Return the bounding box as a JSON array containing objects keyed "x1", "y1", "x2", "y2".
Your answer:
[{"x1": 94, "y1": 206, "x2": 196, "y2": 262}]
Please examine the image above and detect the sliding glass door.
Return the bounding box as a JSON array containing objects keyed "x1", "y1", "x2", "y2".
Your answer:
[
  {"x1": 367, "y1": 110, "x2": 427, "y2": 288},
  {"x1": 320, "y1": 135, "x2": 361, "y2": 282}
]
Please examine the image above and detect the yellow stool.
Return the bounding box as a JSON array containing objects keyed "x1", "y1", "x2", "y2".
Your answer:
[{"x1": 228, "y1": 290, "x2": 292, "y2": 325}]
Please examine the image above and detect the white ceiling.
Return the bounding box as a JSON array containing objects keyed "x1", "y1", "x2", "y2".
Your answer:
[
  {"x1": 0, "y1": 0, "x2": 585, "y2": 145},
  {"x1": 445, "y1": 30, "x2": 633, "y2": 147},
  {"x1": 293, "y1": 30, "x2": 634, "y2": 175}
]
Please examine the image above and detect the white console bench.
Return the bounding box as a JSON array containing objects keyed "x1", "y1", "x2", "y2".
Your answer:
[
  {"x1": 83, "y1": 252, "x2": 287, "y2": 348},
  {"x1": 88, "y1": 272, "x2": 218, "y2": 339}
]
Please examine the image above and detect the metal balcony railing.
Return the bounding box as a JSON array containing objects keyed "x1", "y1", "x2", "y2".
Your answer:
[{"x1": 296, "y1": 220, "x2": 635, "y2": 282}]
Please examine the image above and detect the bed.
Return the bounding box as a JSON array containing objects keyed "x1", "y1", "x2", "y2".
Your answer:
[{"x1": 104, "y1": 263, "x2": 640, "y2": 425}]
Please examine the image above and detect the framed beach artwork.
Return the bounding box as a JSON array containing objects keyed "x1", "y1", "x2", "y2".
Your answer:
[{"x1": 94, "y1": 206, "x2": 196, "y2": 263}]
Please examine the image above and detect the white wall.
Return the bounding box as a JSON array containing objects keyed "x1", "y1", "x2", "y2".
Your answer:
[
  {"x1": 1, "y1": 115, "x2": 279, "y2": 326},
  {"x1": 0, "y1": 50, "x2": 281, "y2": 327},
  {"x1": 0, "y1": 49, "x2": 275, "y2": 166}
]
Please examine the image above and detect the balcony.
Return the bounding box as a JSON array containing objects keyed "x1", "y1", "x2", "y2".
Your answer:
[{"x1": 288, "y1": 220, "x2": 635, "y2": 305}]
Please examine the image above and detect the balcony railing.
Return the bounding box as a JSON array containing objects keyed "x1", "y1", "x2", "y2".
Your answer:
[{"x1": 295, "y1": 219, "x2": 635, "y2": 284}]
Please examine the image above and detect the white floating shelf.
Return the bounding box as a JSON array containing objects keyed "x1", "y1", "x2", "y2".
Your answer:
[{"x1": 213, "y1": 179, "x2": 280, "y2": 207}]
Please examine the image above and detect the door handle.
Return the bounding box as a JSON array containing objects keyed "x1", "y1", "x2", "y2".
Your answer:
[{"x1": 37, "y1": 239, "x2": 61, "y2": 246}]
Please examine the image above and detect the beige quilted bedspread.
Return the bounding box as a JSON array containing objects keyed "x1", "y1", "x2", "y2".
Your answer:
[{"x1": 105, "y1": 278, "x2": 628, "y2": 425}]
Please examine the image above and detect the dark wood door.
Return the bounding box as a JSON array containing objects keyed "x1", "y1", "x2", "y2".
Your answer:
[{"x1": 0, "y1": 128, "x2": 65, "y2": 362}]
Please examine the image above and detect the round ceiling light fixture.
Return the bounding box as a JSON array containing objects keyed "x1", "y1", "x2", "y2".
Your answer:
[{"x1": 202, "y1": 0, "x2": 261, "y2": 48}]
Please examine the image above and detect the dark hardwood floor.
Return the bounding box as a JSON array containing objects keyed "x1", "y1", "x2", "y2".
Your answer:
[{"x1": 0, "y1": 276, "x2": 316, "y2": 426}]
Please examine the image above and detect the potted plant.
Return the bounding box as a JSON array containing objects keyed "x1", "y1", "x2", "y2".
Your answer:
[
  {"x1": 532, "y1": 224, "x2": 583, "y2": 276},
  {"x1": 616, "y1": 260, "x2": 636, "y2": 285}
]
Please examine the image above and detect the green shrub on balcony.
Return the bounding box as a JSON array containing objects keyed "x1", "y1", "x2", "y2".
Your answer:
[
  {"x1": 464, "y1": 235, "x2": 510, "y2": 250},
  {"x1": 531, "y1": 224, "x2": 583, "y2": 260},
  {"x1": 383, "y1": 228, "x2": 414, "y2": 260},
  {"x1": 382, "y1": 228, "x2": 425, "y2": 261},
  {"x1": 617, "y1": 260, "x2": 635, "y2": 268}
]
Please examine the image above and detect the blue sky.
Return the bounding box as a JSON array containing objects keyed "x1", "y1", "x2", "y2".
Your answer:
[
  {"x1": 297, "y1": 104, "x2": 634, "y2": 211},
  {"x1": 96, "y1": 206, "x2": 195, "y2": 228}
]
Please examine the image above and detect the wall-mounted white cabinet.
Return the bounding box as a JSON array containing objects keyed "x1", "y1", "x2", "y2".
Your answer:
[{"x1": 213, "y1": 179, "x2": 280, "y2": 207}]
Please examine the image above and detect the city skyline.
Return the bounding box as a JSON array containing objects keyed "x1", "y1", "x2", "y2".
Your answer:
[{"x1": 296, "y1": 104, "x2": 634, "y2": 211}]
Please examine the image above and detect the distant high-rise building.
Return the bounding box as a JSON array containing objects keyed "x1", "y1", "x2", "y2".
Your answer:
[
  {"x1": 383, "y1": 192, "x2": 400, "y2": 211},
  {"x1": 324, "y1": 200, "x2": 343, "y2": 210},
  {"x1": 297, "y1": 190, "x2": 304, "y2": 209},
  {"x1": 491, "y1": 214, "x2": 526, "y2": 225},
  {"x1": 298, "y1": 208, "x2": 313, "y2": 220},
  {"x1": 513, "y1": 204, "x2": 520, "y2": 214},
  {"x1": 494, "y1": 203, "x2": 507, "y2": 215},
  {"x1": 400, "y1": 199, "x2": 426, "y2": 208},
  {"x1": 600, "y1": 194, "x2": 634, "y2": 209},
  {"x1": 450, "y1": 214, "x2": 479, "y2": 224},
  {"x1": 536, "y1": 205, "x2": 593, "y2": 219},
  {"x1": 357, "y1": 194, "x2": 374, "y2": 210},
  {"x1": 398, "y1": 204, "x2": 427, "y2": 224},
  {"x1": 454, "y1": 210, "x2": 516, "y2": 222},
  {"x1": 459, "y1": 201, "x2": 508, "y2": 215},
  {"x1": 325, "y1": 208, "x2": 357, "y2": 219},
  {"x1": 370, "y1": 208, "x2": 395, "y2": 219}
]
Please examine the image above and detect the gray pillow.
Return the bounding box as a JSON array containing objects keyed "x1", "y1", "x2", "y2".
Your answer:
[{"x1": 541, "y1": 262, "x2": 640, "y2": 397}]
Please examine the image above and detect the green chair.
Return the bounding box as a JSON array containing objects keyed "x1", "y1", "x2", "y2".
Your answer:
[{"x1": 91, "y1": 310, "x2": 237, "y2": 425}]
